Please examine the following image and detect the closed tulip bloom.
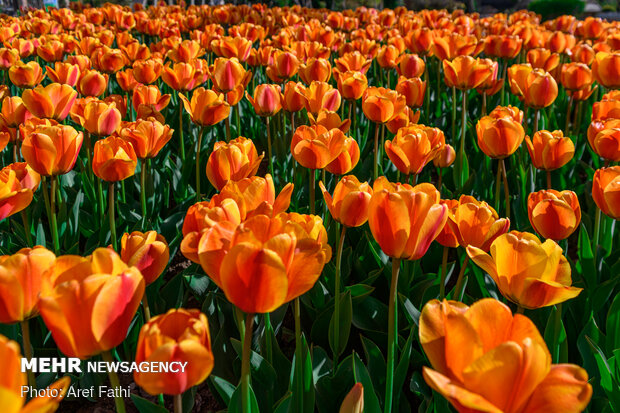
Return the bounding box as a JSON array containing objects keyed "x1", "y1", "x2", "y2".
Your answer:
[
  {"x1": 206, "y1": 137, "x2": 263, "y2": 190},
  {"x1": 362, "y1": 87, "x2": 406, "y2": 124},
  {"x1": 520, "y1": 69, "x2": 558, "y2": 109},
  {"x1": 37, "y1": 40, "x2": 64, "y2": 63},
  {"x1": 308, "y1": 111, "x2": 351, "y2": 133},
  {"x1": 396, "y1": 54, "x2": 425, "y2": 78},
  {"x1": 340, "y1": 383, "x2": 364, "y2": 413},
  {"x1": 246, "y1": 84, "x2": 283, "y2": 117},
  {"x1": 528, "y1": 190, "x2": 580, "y2": 241},
  {"x1": 283, "y1": 81, "x2": 306, "y2": 112},
  {"x1": 211, "y1": 57, "x2": 251, "y2": 93},
  {"x1": 92, "y1": 46, "x2": 127, "y2": 74},
  {"x1": 525, "y1": 130, "x2": 575, "y2": 171},
  {"x1": 569, "y1": 43, "x2": 595, "y2": 65},
  {"x1": 396, "y1": 76, "x2": 426, "y2": 108},
  {"x1": 377, "y1": 45, "x2": 400, "y2": 69},
  {"x1": 168, "y1": 40, "x2": 205, "y2": 63},
  {"x1": 527, "y1": 48, "x2": 561, "y2": 74},
  {"x1": 300, "y1": 81, "x2": 342, "y2": 115},
  {"x1": 8, "y1": 61, "x2": 45, "y2": 88},
  {"x1": 299, "y1": 58, "x2": 332, "y2": 84},
  {"x1": 38, "y1": 248, "x2": 145, "y2": 359},
  {"x1": 368, "y1": 177, "x2": 447, "y2": 260},
  {"x1": 443, "y1": 56, "x2": 493, "y2": 90},
  {"x1": 291, "y1": 124, "x2": 346, "y2": 170},
  {"x1": 320, "y1": 175, "x2": 372, "y2": 227},
  {"x1": 162, "y1": 61, "x2": 209, "y2": 92},
  {"x1": 335, "y1": 51, "x2": 372, "y2": 74},
  {"x1": 132, "y1": 59, "x2": 163, "y2": 85},
  {"x1": 336, "y1": 70, "x2": 368, "y2": 101},
  {"x1": 22, "y1": 125, "x2": 83, "y2": 176},
  {"x1": 211, "y1": 36, "x2": 252, "y2": 61},
  {"x1": 0, "y1": 246, "x2": 55, "y2": 323},
  {"x1": 266, "y1": 51, "x2": 300, "y2": 83},
  {"x1": 592, "y1": 97, "x2": 620, "y2": 121},
  {"x1": 433, "y1": 144, "x2": 456, "y2": 168},
  {"x1": 489, "y1": 105, "x2": 524, "y2": 124},
  {"x1": 325, "y1": 137, "x2": 360, "y2": 175},
  {"x1": 483, "y1": 35, "x2": 523, "y2": 59},
  {"x1": 592, "y1": 167, "x2": 620, "y2": 219},
  {"x1": 132, "y1": 84, "x2": 171, "y2": 112},
  {"x1": 121, "y1": 117, "x2": 173, "y2": 159},
  {"x1": 435, "y1": 199, "x2": 459, "y2": 248},
  {"x1": 0, "y1": 47, "x2": 19, "y2": 70},
  {"x1": 420, "y1": 298, "x2": 592, "y2": 413},
  {"x1": 92, "y1": 136, "x2": 137, "y2": 182},
  {"x1": 589, "y1": 125, "x2": 620, "y2": 162},
  {"x1": 447, "y1": 195, "x2": 510, "y2": 251},
  {"x1": 77, "y1": 70, "x2": 108, "y2": 97},
  {"x1": 121, "y1": 231, "x2": 169, "y2": 285},
  {"x1": 179, "y1": 88, "x2": 230, "y2": 127},
  {"x1": 467, "y1": 231, "x2": 582, "y2": 308},
  {"x1": 75, "y1": 100, "x2": 122, "y2": 137},
  {"x1": 476, "y1": 115, "x2": 525, "y2": 159},
  {"x1": 0, "y1": 162, "x2": 40, "y2": 221},
  {"x1": 22, "y1": 83, "x2": 77, "y2": 121},
  {"x1": 507, "y1": 63, "x2": 533, "y2": 100},
  {"x1": 116, "y1": 68, "x2": 139, "y2": 92},
  {"x1": 46, "y1": 62, "x2": 80, "y2": 87},
  {"x1": 385, "y1": 126, "x2": 443, "y2": 176},
  {"x1": 560, "y1": 63, "x2": 593, "y2": 92},
  {"x1": 0, "y1": 97, "x2": 32, "y2": 128},
  {"x1": 134, "y1": 308, "x2": 213, "y2": 395}
]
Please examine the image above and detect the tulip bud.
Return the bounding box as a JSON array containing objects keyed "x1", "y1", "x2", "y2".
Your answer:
[
  {"x1": 362, "y1": 87, "x2": 406, "y2": 124},
  {"x1": 525, "y1": 130, "x2": 575, "y2": 171},
  {"x1": 246, "y1": 84, "x2": 283, "y2": 117},
  {"x1": 22, "y1": 83, "x2": 77, "y2": 121},
  {"x1": 121, "y1": 231, "x2": 169, "y2": 285},
  {"x1": 476, "y1": 115, "x2": 525, "y2": 159},
  {"x1": 179, "y1": 87, "x2": 230, "y2": 127},
  {"x1": 337, "y1": 70, "x2": 368, "y2": 101},
  {"x1": 528, "y1": 190, "x2": 581, "y2": 241},
  {"x1": 121, "y1": 117, "x2": 174, "y2": 159},
  {"x1": 22, "y1": 125, "x2": 83, "y2": 176},
  {"x1": 592, "y1": 166, "x2": 620, "y2": 220},
  {"x1": 206, "y1": 137, "x2": 264, "y2": 190},
  {"x1": 320, "y1": 175, "x2": 372, "y2": 227},
  {"x1": 433, "y1": 144, "x2": 456, "y2": 168},
  {"x1": 93, "y1": 136, "x2": 137, "y2": 182},
  {"x1": 339, "y1": 383, "x2": 364, "y2": 413}
]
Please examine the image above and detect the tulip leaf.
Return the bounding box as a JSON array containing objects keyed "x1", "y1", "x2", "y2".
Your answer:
[
  {"x1": 352, "y1": 296, "x2": 389, "y2": 333},
  {"x1": 543, "y1": 305, "x2": 568, "y2": 364},
  {"x1": 273, "y1": 392, "x2": 292, "y2": 413},
  {"x1": 577, "y1": 225, "x2": 597, "y2": 290},
  {"x1": 210, "y1": 375, "x2": 236, "y2": 405},
  {"x1": 329, "y1": 290, "x2": 353, "y2": 358},
  {"x1": 290, "y1": 335, "x2": 315, "y2": 413},
  {"x1": 352, "y1": 352, "x2": 382, "y2": 413},
  {"x1": 130, "y1": 394, "x2": 168, "y2": 413},
  {"x1": 361, "y1": 336, "x2": 386, "y2": 397},
  {"x1": 229, "y1": 382, "x2": 260, "y2": 413},
  {"x1": 315, "y1": 354, "x2": 354, "y2": 413},
  {"x1": 586, "y1": 336, "x2": 620, "y2": 410},
  {"x1": 393, "y1": 327, "x2": 416, "y2": 412},
  {"x1": 231, "y1": 337, "x2": 278, "y2": 412},
  {"x1": 606, "y1": 292, "x2": 620, "y2": 354}
]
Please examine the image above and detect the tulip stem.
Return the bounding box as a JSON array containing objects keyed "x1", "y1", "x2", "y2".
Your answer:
[
  {"x1": 178, "y1": 104, "x2": 185, "y2": 162},
  {"x1": 142, "y1": 293, "x2": 151, "y2": 321},
  {"x1": 195, "y1": 126, "x2": 206, "y2": 202},
  {"x1": 50, "y1": 176, "x2": 60, "y2": 254},
  {"x1": 20, "y1": 210, "x2": 32, "y2": 247},
  {"x1": 565, "y1": 96, "x2": 573, "y2": 134},
  {"x1": 500, "y1": 59, "x2": 507, "y2": 106},
  {"x1": 593, "y1": 207, "x2": 602, "y2": 263},
  {"x1": 546, "y1": 170, "x2": 552, "y2": 190},
  {"x1": 241, "y1": 313, "x2": 254, "y2": 413},
  {"x1": 482, "y1": 92, "x2": 487, "y2": 116},
  {"x1": 236, "y1": 104, "x2": 241, "y2": 135},
  {"x1": 495, "y1": 160, "x2": 502, "y2": 212},
  {"x1": 97, "y1": 178, "x2": 104, "y2": 222},
  {"x1": 294, "y1": 297, "x2": 303, "y2": 413},
  {"x1": 439, "y1": 246, "x2": 449, "y2": 300},
  {"x1": 457, "y1": 89, "x2": 468, "y2": 189},
  {"x1": 424, "y1": 57, "x2": 430, "y2": 124},
  {"x1": 501, "y1": 159, "x2": 510, "y2": 220},
  {"x1": 140, "y1": 159, "x2": 148, "y2": 220},
  {"x1": 437, "y1": 168, "x2": 443, "y2": 192},
  {"x1": 108, "y1": 182, "x2": 117, "y2": 251},
  {"x1": 102, "y1": 350, "x2": 126, "y2": 413},
  {"x1": 174, "y1": 394, "x2": 182, "y2": 413},
  {"x1": 309, "y1": 169, "x2": 315, "y2": 215},
  {"x1": 225, "y1": 116, "x2": 231, "y2": 143},
  {"x1": 533, "y1": 109, "x2": 540, "y2": 135},
  {"x1": 85, "y1": 131, "x2": 93, "y2": 182},
  {"x1": 21, "y1": 319, "x2": 36, "y2": 388},
  {"x1": 266, "y1": 117, "x2": 274, "y2": 178},
  {"x1": 451, "y1": 86, "x2": 456, "y2": 141},
  {"x1": 333, "y1": 225, "x2": 347, "y2": 368},
  {"x1": 373, "y1": 123, "x2": 380, "y2": 180},
  {"x1": 385, "y1": 258, "x2": 401, "y2": 413},
  {"x1": 453, "y1": 255, "x2": 470, "y2": 301}
]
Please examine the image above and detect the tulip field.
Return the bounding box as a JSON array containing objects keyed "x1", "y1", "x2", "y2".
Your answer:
[{"x1": 2, "y1": 3, "x2": 620, "y2": 412}]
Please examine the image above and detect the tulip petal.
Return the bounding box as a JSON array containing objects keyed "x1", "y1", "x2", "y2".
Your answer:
[{"x1": 521, "y1": 364, "x2": 593, "y2": 413}]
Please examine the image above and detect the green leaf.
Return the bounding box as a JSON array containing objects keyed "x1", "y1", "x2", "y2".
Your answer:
[
  {"x1": 607, "y1": 292, "x2": 620, "y2": 354},
  {"x1": 577, "y1": 225, "x2": 597, "y2": 289},
  {"x1": 229, "y1": 382, "x2": 260, "y2": 413},
  {"x1": 353, "y1": 352, "x2": 382, "y2": 413},
  {"x1": 290, "y1": 335, "x2": 315, "y2": 413},
  {"x1": 394, "y1": 327, "x2": 416, "y2": 411},
  {"x1": 586, "y1": 336, "x2": 620, "y2": 410},
  {"x1": 130, "y1": 394, "x2": 168, "y2": 413},
  {"x1": 210, "y1": 375, "x2": 235, "y2": 405},
  {"x1": 329, "y1": 290, "x2": 353, "y2": 358},
  {"x1": 543, "y1": 305, "x2": 568, "y2": 363}
]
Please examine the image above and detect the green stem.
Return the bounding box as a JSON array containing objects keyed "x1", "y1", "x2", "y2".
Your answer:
[
  {"x1": 236, "y1": 104, "x2": 241, "y2": 135},
  {"x1": 195, "y1": 126, "x2": 205, "y2": 202},
  {"x1": 439, "y1": 246, "x2": 449, "y2": 300},
  {"x1": 384, "y1": 258, "x2": 401, "y2": 413},
  {"x1": 309, "y1": 169, "x2": 315, "y2": 215},
  {"x1": 241, "y1": 314, "x2": 254, "y2": 413},
  {"x1": 174, "y1": 394, "x2": 182, "y2": 413},
  {"x1": 552, "y1": 303, "x2": 563, "y2": 362},
  {"x1": 50, "y1": 176, "x2": 59, "y2": 254},
  {"x1": 546, "y1": 170, "x2": 552, "y2": 190},
  {"x1": 142, "y1": 290, "x2": 151, "y2": 321},
  {"x1": 21, "y1": 319, "x2": 36, "y2": 388},
  {"x1": 451, "y1": 86, "x2": 456, "y2": 141},
  {"x1": 500, "y1": 59, "x2": 507, "y2": 106},
  {"x1": 533, "y1": 109, "x2": 539, "y2": 135},
  {"x1": 501, "y1": 159, "x2": 510, "y2": 220},
  {"x1": 333, "y1": 225, "x2": 347, "y2": 367},
  {"x1": 494, "y1": 159, "x2": 502, "y2": 213},
  {"x1": 97, "y1": 176, "x2": 104, "y2": 223},
  {"x1": 20, "y1": 210, "x2": 32, "y2": 246},
  {"x1": 102, "y1": 351, "x2": 126, "y2": 413},
  {"x1": 453, "y1": 255, "x2": 470, "y2": 301},
  {"x1": 373, "y1": 123, "x2": 380, "y2": 180},
  {"x1": 179, "y1": 104, "x2": 185, "y2": 162},
  {"x1": 120, "y1": 180, "x2": 126, "y2": 203},
  {"x1": 225, "y1": 116, "x2": 231, "y2": 142},
  {"x1": 267, "y1": 117, "x2": 274, "y2": 178},
  {"x1": 294, "y1": 297, "x2": 303, "y2": 413},
  {"x1": 108, "y1": 182, "x2": 117, "y2": 250},
  {"x1": 235, "y1": 306, "x2": 246, "y2": 342},
  {"x1": 516, "y1": 305, "x2": 524, "y2": 314},
  {"x1": 565, "y1": 96, "x2": 573, "y2": 135},
  {"x1": 424, "y1": 57, "x2": 430, "y2": 123},
  {"x1": 593, "y1": 207, "x2": 601, "y2": 263},
  {"x1": 458, "y1": 89, "x2": 467, "y2": 189},
  {"x1": 140, "y1": 159, "x2": 147, "y2": 220}
]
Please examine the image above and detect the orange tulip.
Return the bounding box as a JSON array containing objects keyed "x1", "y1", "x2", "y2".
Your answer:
[
  {"x1": 299, "y1": 58, "x2": 332, "y2": 84},
  {"x1": 74, "y1": 100, "x2": 122, "y2": 137},
  {"x1": 434, "y1": 199, "x2": 459, "y2": 248},
  {"x1": 120, "y1": 231, "x2": 169, "y2": 285},
  {"x1": 37, "y1": 39, "x2": 64, "y2": 63},
  {"x1": 121, "y1": 117, "x2": 173, "y2": 159},
  {"x1": 528, "y1": 190, "x2": 580, "y2": 241},
  {"x1": 325, "y1": 137, "x2": 360, "y2": 175},
  {"x1": 211, "y1": 57, "x2": 251, "y2": 93},
  {"x1": 211, "y1": 36, "x2": 252, "y2": 61},
  {"x1": 340, "y1": 383, "x2": 364, "y2": 413},
  {"x1": 377, "y1": 45, "x2": 400, "y2": 69},
  {"x1": 162, "y1": 61, "x2": 209, "y2": 92},
  {"x1": 8, "y1": 61, "x2": 45, "y2": 88},
  {"x1": 283, "y1": 81, "x2": 306, "y2": 112},
  {"x1": 308, "y1": 111, "x2": 351, "y2": 133},
  {"x1": 46, "y1": 62, "x2": 80, "y2": 87},
  {"x1": 396, "y1": 54, "x2": 425, "y2": 78},
  {"x1": 420, "y1": 298, "x2": 592, "y2": 413},
  {"x1": 116, "y1": 68, "x2": 139, "y2": 92},
  {"x1": 168, "y1": 39, "x2": 205, "y2": 63},
  {"x1": 467, "y1": 231, "x2": 582, "y2": 308},
  {"x1": 395, "y1": 76, "x2": 426, "y2": 108},
  {"x1": 246, "y1": 84, "x2": 283, "y2": 117},
  {"x1": 0, "y1": 246, "x2": 56, "y2": 322},
  {"x1": 300, "y1": 81, "x2": 342, "y2": 115},
  {"x1": 206, "y1": 137, "x2": 263, "y2": 190},
  {"x1": 0, "y1": 96, "x2": 32, "y2": 128},
  {"x1": 132, "y1": 59, "x2": 163, "y2": 85},
  {"x1": 546, "y1": 31, "x2": 575, "y2": 54},
  {"x1": 386, "y1": 106, "x2": 420, "y2": 134},
  {"x1": 433, "y1": 144, "x2": 456, "y2": 168},
  {"x1": 134, "y1": 308, "x2": 213, "y2": 395},
  {"x1": 22, "y1": 83, "x2": 77, "y2": 121},
  {"x1": 476, "y1": 114, "x2": 525, "y2": 159},
  {"x1": 560, "y1": 62, "x2": 593, "y2": 92},
  {"x1": 132, "y1": 84, "x2": 171, "y2": 113},
  {"x1": 588, "y1": 124, "x2": 620, "y2": 162},
  {"x1": 447, "y1": 195, "x2": 510, "y2": 251},
  {"x1": 525, "y1": 130, "x2": 575, "y2": 171},
  {"x1": 291, "y1": 124, "x2": 346, "y2": 170},
  {"x1": 179, "y1": 88, "x2": 230, "y2": 127},
  {"x1": 368, "y1": 177, "x2": 447, "y2": 260},
  {"x1": 266, "y1": 51, "x2": 300, "y2": 83},
  {"x1": 76, "y1": 69, "x2": 108, "y2": 98},
  {"x1": 320, "y1": 175, "x2": 372, "y2": 227},
  {"x1": 0, "y1": 334, "x2": 70, "y2": 412},
  {"x1": 385, "y1": 125, "x2": 444, "y2": 176},
  {"x1": 0, "y1": 163, "x2": 40, "y2": 221},
  {"x1": 362, "y1": 87, "x2": 406, "y2": 124},
  {"x1": 483, "y1": 35, "x2": 523, "y2": 59},
  {"x1": 22, "y1": 125, "x2": 83, "y2": 176},
  {"x1": 443, "y1": 56, "x2": 493, "y2": 90},
  {"x1": 527, "y1": 48, "x2": 561, "y2": 74},
  {"x1": 404, "y1": 28, "x2": 433, "y2": 56},
  {"x1": 0, "y1": 47, "x2": 19, "y2": 70},
  {"x1": 92, "y1": 136, "x2": 137, "y2": 182},
  {"x1": 592, "y1": 166, "x2": 620, "y2": 219},
  {"x1": 336, "y1": 70, "x2": 368, "y2": 101},
  {"x1": 592, "y1": 96, "x2": 620, "y2": 121},
  {"x1": 92, "y1": 46, "x2": 127, "y2": 74},
  {"x1": 38, "y1": 248, "x2": 145, "y2": 359},
  {"x1": 569, "y1": 43, "x2": 595, "y2": 65},
  {"x1": 593, "y1": 52, "x2": 620, "y2": 89},
  {"x1": 335, "y1": 51, "x2": 372, "y2": 74},
  {"x1": 431, "y1": 32, "x2": 481, "y2": 61}
]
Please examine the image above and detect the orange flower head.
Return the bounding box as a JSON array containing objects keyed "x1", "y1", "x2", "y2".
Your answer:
[
  {"x1": 299, "y1": 58, "x2": 332, "y2": 84},
  {"x1": 320, "y1": 175, "x2": 372, "y2": 227},
  {"x1": 340, "y1": 383, "x2": 364, "y2": 413},
  {"x1": 162, "y1": 61, "x2": 209, "y2": 92},
  {"x1": 211, "y1": 57, "x2": 252, "y2": 93},
  {"x1": 568, "y1": 42, "x2": 595, "y2": 65},
  {"x1": 168, "y1": 39, "x2": 205, "y2": 63},
  {"x1": 362, "y1": 87, "x2": 406, "y2": 124},
  {"x1": 377, "y1": 44, "x2": 400, "y2": 69},
  {"x1": 206, "y1": 136, "x2": 264, "y2": 190},
  {"x1": 592, "y1": 52, "x2": 620, "y2": 90},
  {"x1": 22, "y1": 83, "x2": 77, "y2": 121},
  {"x1": 336, "y1": 70, "x2": 368, "y2": 101},
  {"x1": 9, "y1": 61, "x2": 45, "y2": 88},
  {"x1": 121, "y1": 231, "x2": 169, "y2": 285},
  {"x1": 283, "y1": 81, "x2": 306, "y2": 113},
  {"x1": 77, "y1": 69, "x2": 109, "y2": 98},
  {"x1": 300, "y1": 81, "x2": 342, "y2": 116},
  {"x1": 0, "y1": 47, "x2": 19, "y2": 70},
  {"x1": 75, "y1": 100, "x2": 122, "y2": 137},
  {"x1": 37, "y1": 39, "x2": 65, "y2": 63},
  {"x1": 22, "y1": 124, "x2": 83, "y2": 176},
  {"x1": 546, "y1": 31, "x2": 575, "y2": 54},
  {"x1": 132, "y1": 59, "x2": 163, "y2": 85},
  {"x1": 369, "y1": 177, "x2": 447, "y2": 260},
  {"x1": 134, "y1": 308, "x2": 213, "y2": 395},
  {"x1": 334, "y1": 51, "x2": 372, "y2": 74},
  {"x1": 468, "y1": 231, "x2": 582, "y2": 308},
  {"x1": 443, "y1": 55, "x2": 493, "y2": 91},
  {"x1": 528, "y1": 190, "x2": 580, "y2": 241},
  {"x1": 404, "y1": 28, "x2": 433, "y2": 55},
  {"x1": 514, "y1": 68, "x2": 558, "y2": 109},
  {"x1": 396, "y1": 54, "x2": 425, "y2": 78},
  {"x1": 46, "y1": 62, "x2": 80, "y2": 87},
  {"x1": 592, "y1": 166, "x2": 620, "y2": 219},
  {"x1": 526, "y1": 48, "x2": 561, "y2": 74},
  {"x1": 92, "y1": 135, "x2": 137, "y2": 182},
  {"x1": 92, "y1": 46, "x2": 127, "y2": 74},
  {"x1": 38, "y1": 248, "x2": 145, "y2": 359},
  {"x1": 0, "y1": 163, "x2": 40, "y2": 222},
  {"x1": 179, "y1": 88, "x2": 230, "y2": 127},
  {"x1": 420, "y1": 298, "x2": 591, "y2": 412},
  {"x1": 483, "y1": 35, "x2": 523, "y2": 59},
  {"x1": 395, "y1": 76, "x2": 426, "y2": 108},
  {"x1": 116, "y1": 68, "x2": 139, "y2": 92},
  {"x1": 246, "y1": 84, "x2": 283, "y2": 117},
  {"x1": 447, "y1": 195, "x2": 510, "y2": 251},
  {"x1": 385, "y1": 124, "x2": 444, "y2": 175},
  {"x1": 433, "y1": 143, "x2": 456, "y2": 168},
  {"x1": 431, "y1": 32, "x2": 481, "y2": 61},
  {"x1": 560, "y1": 62, "x2": 593, "y2": 91},
  {"x1": 266, "y1": 51, "x2": 300, "y2": 83},
  {"x1": 132, "y1": 84, "x2": 171, "y2": 113},
  {"x1": 325, "y1": 136, "x2": 360, "y2": 175},
  {"x1": 386, "y1": 106, "x2": 421, "y2": 134},
  {"x1": 291, "y1": 124, "x2": 346, "y2": 170},
  {"x1": 211, "y1": 36, "x2": 252, "y2": 61},
  {"x1": 308, "y1": 110, "x2": 351, "y2": 133},
  {"x1": 0, "y1": 96, "x2": 32, "y2": 128},
  {"x1": 525, "y1": 130, "x2": 575, "y2": 171},
  {"x1": 476, "y1": 114, "x2": 525, "y2": 159},
  {"x1": 121, "y1": 117, "x2": 174, "y2": 159}
]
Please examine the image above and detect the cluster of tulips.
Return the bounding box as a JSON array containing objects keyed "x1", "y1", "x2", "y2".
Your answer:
[{"x1": 2, "y1": 2, "x2": 620, "y2": 413}]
